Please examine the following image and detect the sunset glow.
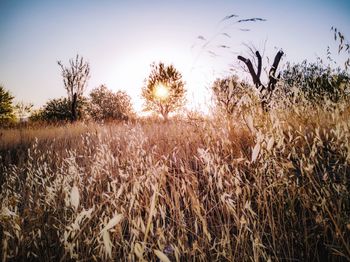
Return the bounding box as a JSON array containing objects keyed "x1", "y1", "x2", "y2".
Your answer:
[{"x1": 154, "y1": 83, "x2": 169, "y2": 100}]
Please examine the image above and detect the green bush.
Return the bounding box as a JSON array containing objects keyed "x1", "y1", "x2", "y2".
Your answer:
[{"x1": 35, "y1": 97, "x2": 88, "y2": 122}]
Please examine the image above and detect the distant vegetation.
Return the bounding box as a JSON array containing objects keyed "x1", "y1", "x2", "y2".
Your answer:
[{"x1": 30, "y1": 85, "x2": 134, "y2": 123}]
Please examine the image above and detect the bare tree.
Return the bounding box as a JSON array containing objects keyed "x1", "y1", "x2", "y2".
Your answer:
[
  {"x1": 238, "y1": 50, "x2": 284, "y2": 108},
  {"x1": 57, "y1": 54, "x2": 90, "y2": 122}
]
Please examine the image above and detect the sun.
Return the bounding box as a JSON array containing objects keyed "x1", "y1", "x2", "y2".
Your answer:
[{"x1": 154, "y1": 83, "x2": 169, "y2": 100}]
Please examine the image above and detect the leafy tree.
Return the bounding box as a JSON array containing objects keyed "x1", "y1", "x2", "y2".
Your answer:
[
  {"x1": 57, "y1": 54, "x2": 90, "y2": 121},
  {"x1": 212, "y1": 75, "x2": 255, "y2": 115},
  {"x1": 88, "y1": 85, "x2": 134, "y2": 121},
  {"x1": 0, "y1": 86, "x2": 15, "y2": 125},
  {"x1": 38, "y1": 97, "x2": 87, "y2": 122},
  {"x1": 281, "y1": 60, "x2": 350, "y2": 102},
  {"x1": 142, "y1": 62, "x2": 186, "y2": 120}
]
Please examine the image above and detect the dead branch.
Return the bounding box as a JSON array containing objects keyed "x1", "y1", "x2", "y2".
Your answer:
[{"x1": 238, "y1": 50, "x2": 284, "y2": 108}]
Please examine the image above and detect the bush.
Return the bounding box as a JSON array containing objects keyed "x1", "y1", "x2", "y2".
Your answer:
[
  {"x1": 37, "y1": 97, "x2": 88, "y2": 122},
  {"x1": 281, "y1": 60, "x2": 350, "y2": 103},
  {"x1": 212, "y1": 75, "x2": 259, "y2": 116}
]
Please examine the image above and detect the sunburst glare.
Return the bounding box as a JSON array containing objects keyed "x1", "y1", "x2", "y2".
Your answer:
[{"x1": 154, "y1": 83, "x2": 169, "y2": 100}]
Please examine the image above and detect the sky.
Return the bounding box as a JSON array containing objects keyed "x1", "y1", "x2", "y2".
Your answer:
[{"x1": 0, "y1": 0, "x2": 349, "y2": 113}]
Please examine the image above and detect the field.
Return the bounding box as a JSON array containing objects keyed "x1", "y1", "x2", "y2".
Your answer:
[{"x1": 1, "y1": 102, "x2": 350, "y2": 261}]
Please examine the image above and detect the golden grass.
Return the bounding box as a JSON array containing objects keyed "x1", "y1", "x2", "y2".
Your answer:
[{"x1": 0, "y1": 102, "x2": 349, "y2": 261}]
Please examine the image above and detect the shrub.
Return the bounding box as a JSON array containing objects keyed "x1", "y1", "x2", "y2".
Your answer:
[
  {"x1": 38, "y1": 97, "x2": 88, "y2": 122},
  {"x1": 281, "y1": 60, "x2": 350, "y2": 103},
  {"x1": 212, "y1": 75, "x2": 259, "y2": 117}
]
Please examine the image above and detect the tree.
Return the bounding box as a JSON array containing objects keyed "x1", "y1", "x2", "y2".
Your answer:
[
  {"x1": 212, "y1": 75, "x2": 254, "y2": 115},
  {"x1": 88, "y1": 85, "x2": 134, "y2": 121},
  {"x1": 57, "y1": 54, "x2": 90, "y2": 122},
  {"x1": 142, "y1": 62, "x2": 186, "y2": 120},
  {"x1": 0, "y1": 86, "x2": 15, "y2": 125}
]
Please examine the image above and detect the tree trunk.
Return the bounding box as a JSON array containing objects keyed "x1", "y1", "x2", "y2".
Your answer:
[{"x1": 71, "y1": 93, "x2": 78, "y2": 122}]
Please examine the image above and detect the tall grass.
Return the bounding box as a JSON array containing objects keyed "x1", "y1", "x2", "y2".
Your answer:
[{"x1": 0, "y1": 100, "x2": 349, "y2": 261}]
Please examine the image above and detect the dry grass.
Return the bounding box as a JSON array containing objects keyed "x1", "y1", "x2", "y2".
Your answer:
[{"x1": 0, "y1": 102, "x2": 349, "y2": 261}]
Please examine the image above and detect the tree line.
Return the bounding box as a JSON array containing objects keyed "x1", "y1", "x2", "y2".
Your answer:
[
  {"x1": 0, "y1": 56, "x2": 187, "y2": 125},
  {"x1": 1, "y1": 27, "x2": 350, "y2": 126},
  {"x1": 1, "y1": 57, "x2": 349, "y2": 126}
]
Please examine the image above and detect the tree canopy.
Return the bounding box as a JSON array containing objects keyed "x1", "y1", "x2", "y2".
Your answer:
[{"x1": 142, "y1": 62, "x2": 186, "y2": 120}]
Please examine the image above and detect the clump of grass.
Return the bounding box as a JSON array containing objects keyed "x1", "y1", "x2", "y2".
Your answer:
[{"x1": 0, "y1": 99, "x2": 349, "y2": 261}]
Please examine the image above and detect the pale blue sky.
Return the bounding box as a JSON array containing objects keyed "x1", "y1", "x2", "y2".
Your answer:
[{"x1": 0, "y1": 0, "x2": 349, "y2": 112}]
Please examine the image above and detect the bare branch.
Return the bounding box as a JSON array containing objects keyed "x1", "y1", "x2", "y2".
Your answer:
[
  {"x1": 238, "y1": 49, "x2": 284, "y2": 109},
  {"x1": 237, "y1": 55, "x2": 262, "y2": 89},
  {"x1": 256, "y1": 51, "x2": 262, "y2": 79},
  {"x1": 267, "y1": 50, "x2": 284, "y2": 92}
]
